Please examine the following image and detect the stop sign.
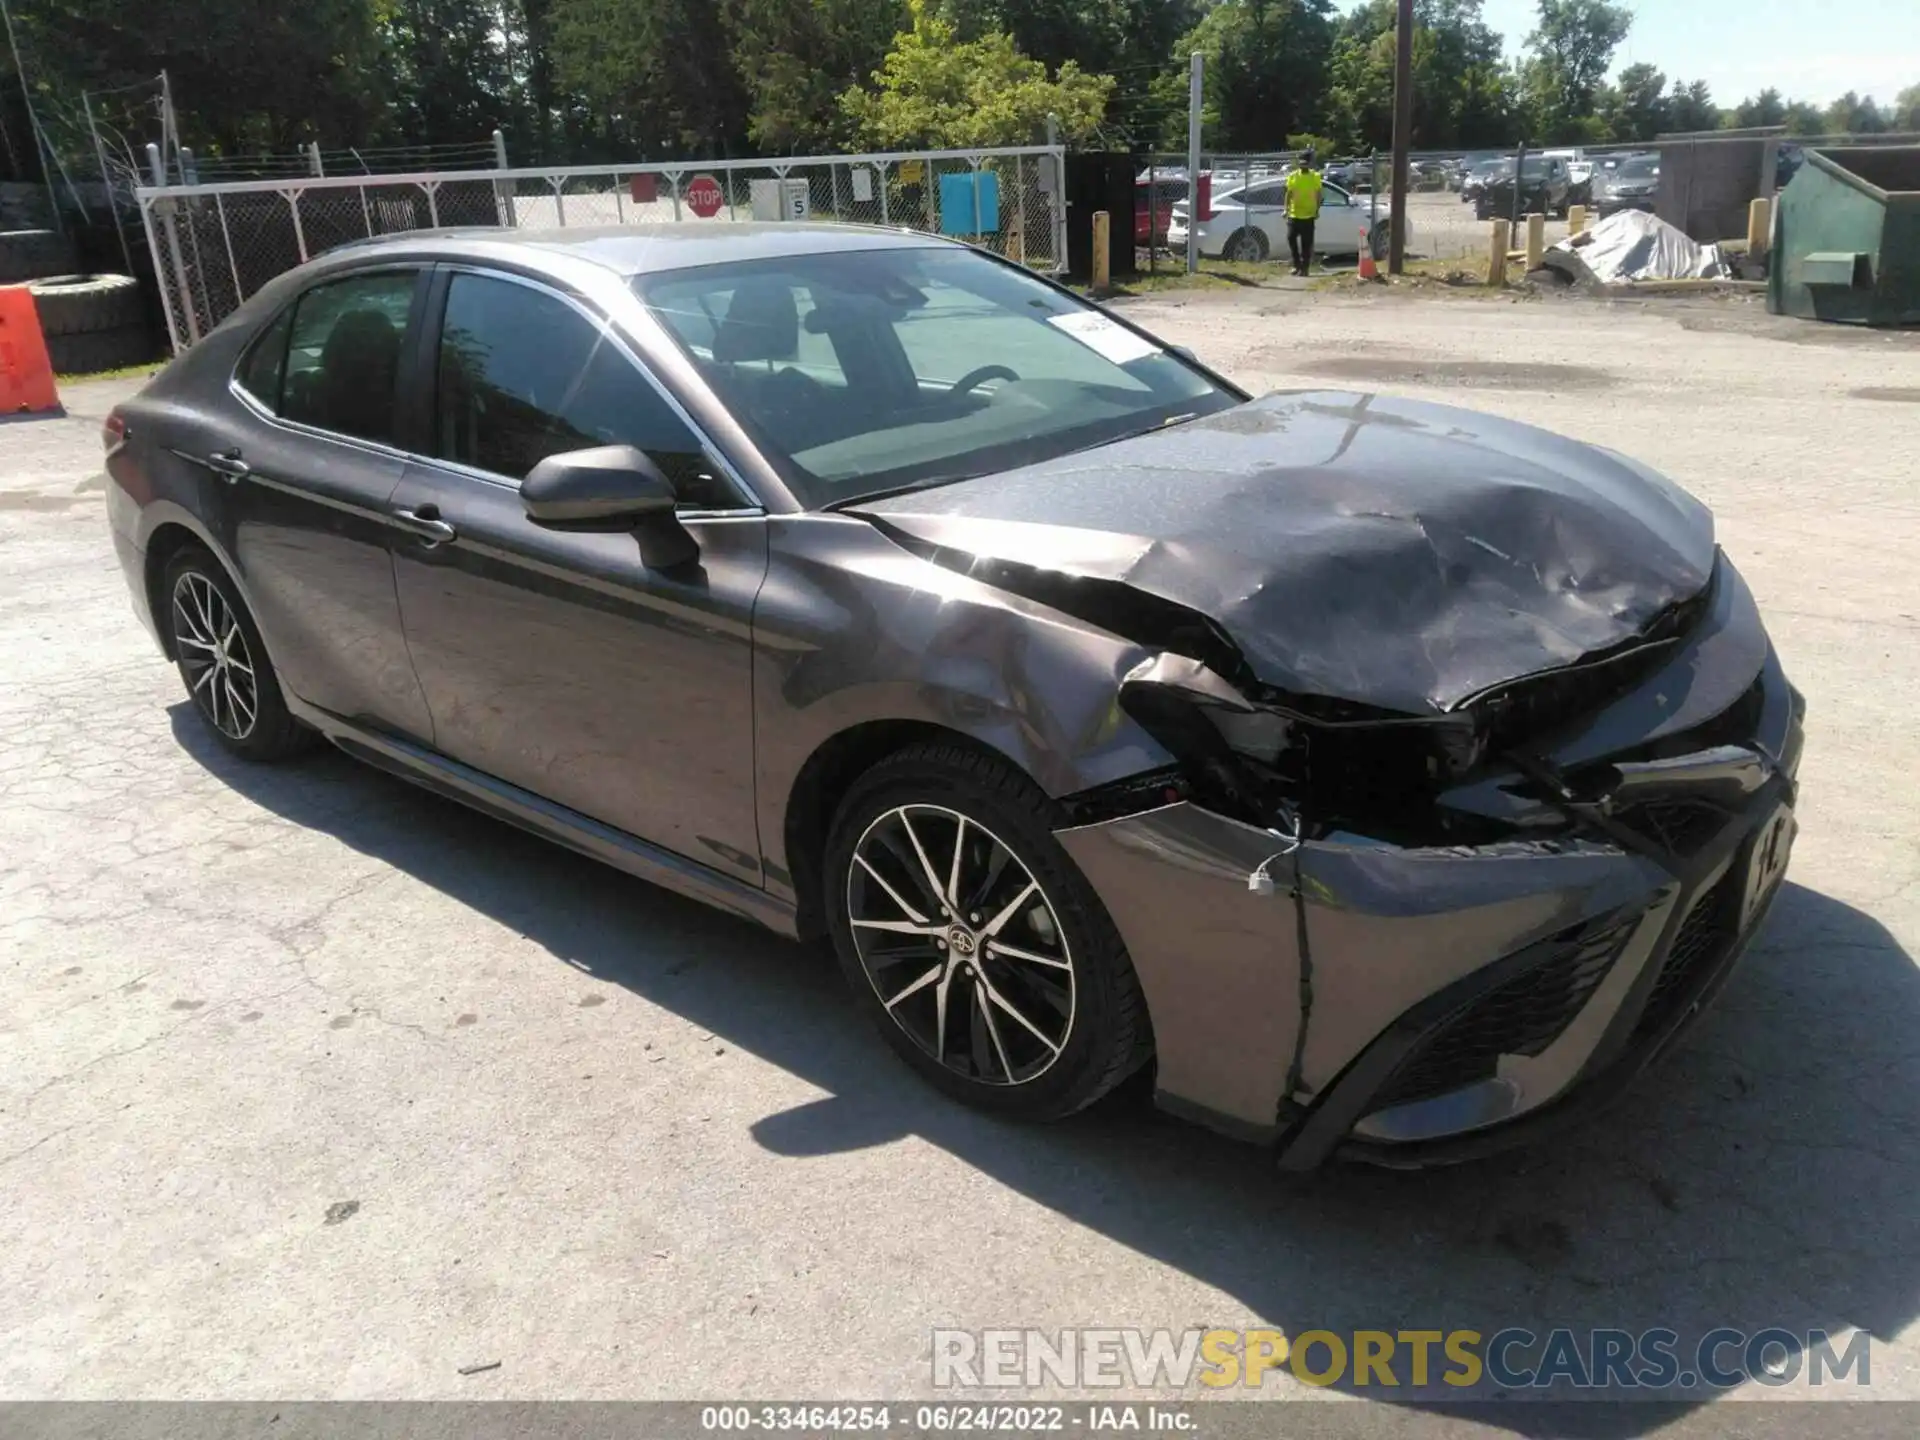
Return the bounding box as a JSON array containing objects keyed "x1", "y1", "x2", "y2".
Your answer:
[{"x1": 685, "y1": 174, "x2": 724, "y2": 219}]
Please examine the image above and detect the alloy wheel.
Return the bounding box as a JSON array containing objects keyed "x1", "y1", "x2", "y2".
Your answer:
[
  {"x1": 846, "y1": 804, "x2": 1076, "y2": 1086},
  {"x1": 171, "y1": 571, "x2": 258, "y2": 741}
]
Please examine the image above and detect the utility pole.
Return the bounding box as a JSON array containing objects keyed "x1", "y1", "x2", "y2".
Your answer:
[
  {"x1": 1185, "y1": 51, "x2": 1203, "y2": 275},
  {"x1": 1388, "y1": 0, "x2": 1414, "y2": 274}
]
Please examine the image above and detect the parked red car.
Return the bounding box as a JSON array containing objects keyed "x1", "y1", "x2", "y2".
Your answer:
[{"x1": 1135, "y1": 177, "x2": 1189, "y2": 246}]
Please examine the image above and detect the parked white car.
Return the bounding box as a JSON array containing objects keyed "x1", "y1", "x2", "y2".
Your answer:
[{"x1": 1165, "y1": 178, "x2": 1405, "y2": 263}]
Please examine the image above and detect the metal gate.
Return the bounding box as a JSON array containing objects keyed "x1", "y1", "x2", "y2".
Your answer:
[{"x1": 136, "y1": 145, "x2": 1069, "y2": 352}]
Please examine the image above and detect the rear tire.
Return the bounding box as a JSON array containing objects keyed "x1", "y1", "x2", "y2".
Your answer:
[
  {"x1": 1223, "y1": 227, "x2": 1268, "y2": 263},
  {"x1": 824, "y1": 742, "x2": 1153, "y2": 1121},
  {"x1": 162, "y1": 546, "x2": 315, "y2": 762}
]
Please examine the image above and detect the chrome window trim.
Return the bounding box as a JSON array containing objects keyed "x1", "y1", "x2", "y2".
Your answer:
[{"x1": 433, "y1": 263, "x2": 764, "y2": 514}]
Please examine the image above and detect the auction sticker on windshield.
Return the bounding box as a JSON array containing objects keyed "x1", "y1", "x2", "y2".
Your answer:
[{"x1": 1047, "y1": 311, "x2": 1159, "y2": 365}]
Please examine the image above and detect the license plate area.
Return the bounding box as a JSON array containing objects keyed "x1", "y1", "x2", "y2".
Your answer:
[{"x1": 1739, "y1": 803, "x2": 1796, "y2": 933}]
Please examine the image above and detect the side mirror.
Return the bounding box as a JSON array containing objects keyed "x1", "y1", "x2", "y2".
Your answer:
[{"x1": 522, "y1": 444, "x2": 699, "y2": 569}]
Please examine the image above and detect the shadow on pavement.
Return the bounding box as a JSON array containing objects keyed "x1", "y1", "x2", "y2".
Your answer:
[{"x1": 175, "y1": 708, "x2": 1917, "y2": 1429}]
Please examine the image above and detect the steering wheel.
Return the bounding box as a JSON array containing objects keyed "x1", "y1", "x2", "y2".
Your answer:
[{"x1": 951, "y1": 364, "x2": 1020, "y2": 396}]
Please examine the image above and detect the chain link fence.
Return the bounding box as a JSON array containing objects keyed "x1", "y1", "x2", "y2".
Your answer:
[
  {"x1": 1131, "y1": 148, "x2": 1615, "y2": 272},
  {"x1": 138, "y1": 146, "x2": 1067, "y2": 352}
]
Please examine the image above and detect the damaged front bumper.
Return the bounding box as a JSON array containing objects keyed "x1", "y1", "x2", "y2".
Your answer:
[{"x1": 1056, "y1": 557, "x2": 1805, "y2": 1168}]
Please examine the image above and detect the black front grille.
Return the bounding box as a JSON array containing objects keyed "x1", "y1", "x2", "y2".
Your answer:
[
  {"x1": 1635, "y1": 873, "x2": 1739, "y2": 1035},
  {"x1": 1617, "y1": 799, "x2": 1729, "y2": 857},
  {"x1": 1372, "y1": 917, "x2": 1637, "y2": 1111}
]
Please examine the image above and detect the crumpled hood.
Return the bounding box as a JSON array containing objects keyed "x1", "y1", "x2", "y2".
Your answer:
[{"x1": 855, "y1": 391, "x2": 1715, "y2": 715}]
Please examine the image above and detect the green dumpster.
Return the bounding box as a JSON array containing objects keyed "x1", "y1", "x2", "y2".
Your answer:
[{"x1": 1769, "y1": 146, "x2": 1920, "y2": 327}]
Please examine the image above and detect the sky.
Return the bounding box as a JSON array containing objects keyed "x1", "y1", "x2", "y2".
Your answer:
[{"x1": 1479, "y1": 0, "x2": 1920, "y2": 111}]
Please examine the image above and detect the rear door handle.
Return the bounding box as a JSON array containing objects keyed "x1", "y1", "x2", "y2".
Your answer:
[
  {"x1": 392, "y1": 505, "x2": 457, "y2": 546},
  {"x1": 205, "y1": 449, "x2": 250, "y2": 482}
]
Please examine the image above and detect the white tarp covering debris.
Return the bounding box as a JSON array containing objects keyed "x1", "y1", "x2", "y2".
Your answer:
[{"x1": 1547, "y1": 210, "x2": 1731, "y2": 285}]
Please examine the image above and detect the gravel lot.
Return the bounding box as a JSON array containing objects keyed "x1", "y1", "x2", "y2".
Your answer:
[{"x1": 4, "y1": 284, "x2": 1918, "y2": 1430}]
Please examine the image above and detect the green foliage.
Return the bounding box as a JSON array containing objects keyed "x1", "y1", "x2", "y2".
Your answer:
[
  {"x1": 0, "y1": 0, "x2": 1902, "y2": 183},
  {"x1": 1172, "y1": 0, "x2": 1335, "y2": 151},
  {"x1": 550, "y1": 0, "x2": 748, "y2": 155},
  {"x1": 1521, "y1": 0, "x2": 1629, "y2": 140},
  {"x1": 1321, "y1": 0, "x2": 1511, "y2": 151},
  {"x1": 1732, "y1": 88, "x2": 1786, "y2": 129},
  {"x1": 837, "y1": 0, "x2": 1113, "y2": 148},
  {"x1": 1599, "y1": 62, "x2": 1666, "y2": 141},
  {"x1": 723, "y1": 0, "x2": 905, "y2": 153},
  {"x1": 1824, "y1": 92, "x2": 1888, "y2": 135},
  {"x1": 1897, "y1": 84, "x2": 1920, "y2": 133},
  {"x1": 378, "y1": 0, "x2": 523, "y2": 147},
  {"x1": 1782, "y1": 101, "x2": 1826, "y2": 137},
  {"x1": 8, "y1": 0, "x2": 387, "y2": 152},
  {"x1": 1664, "y1": 80, "x2": 1717, "y2": 135}
]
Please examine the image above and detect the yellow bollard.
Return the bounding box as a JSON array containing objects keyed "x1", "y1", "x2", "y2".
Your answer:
[
  {"x1": 1747, "y1": 197, "x2": 1771, "y2": 257},
  {"x1": 1092, "y1": 210, "x2": 1111, "y2": 294},
  {"x1": 1568, "y1": 203, "x2": 1588, "y2": 234},
  {"x1": 1488, "y1": 218, "x2": 1511, "y2": 286},
  {"x1": 1525, "y1": 212, "x2": 1546, "y2": 271}
]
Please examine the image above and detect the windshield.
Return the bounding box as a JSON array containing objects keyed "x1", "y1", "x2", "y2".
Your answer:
[
  {"x1": 1617, "y1": 156, "x2": 1659, "y2": 180},
  {"x1": 637, "y1": 246, "x2": 1238, "y2": 508}
]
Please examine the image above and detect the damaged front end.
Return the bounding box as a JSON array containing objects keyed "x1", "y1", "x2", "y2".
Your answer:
[
  {"x1": 857, "y1": 392, "x2": 1802, "y2": 1164},
  {"x1": 1052, "y1": 554, "x2": 1803, "y2": 1166}
]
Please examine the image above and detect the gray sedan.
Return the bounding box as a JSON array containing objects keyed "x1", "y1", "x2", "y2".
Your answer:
[{"x1": 103, "y1": 224, "x2": 1803, "y2": 1167}]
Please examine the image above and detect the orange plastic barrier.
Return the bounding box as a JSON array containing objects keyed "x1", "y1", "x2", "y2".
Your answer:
[{"x1": 0, "y1": 285, "x2": 61, "y2": 415}]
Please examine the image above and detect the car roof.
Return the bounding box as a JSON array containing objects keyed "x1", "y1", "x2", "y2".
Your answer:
[{"x1": 318, "y1": 222, "x2": 961, "y2": 276}]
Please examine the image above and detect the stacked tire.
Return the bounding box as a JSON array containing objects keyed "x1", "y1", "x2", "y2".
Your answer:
[
  {"x1": 0, "y1": 227, "x2": 74, "y2": 284},
  {"x1": 26, "y1": 274, "x2": 154, "y2": 374},
  {"x1": 0, "y1": 228, "x2": 156, "y2": 376}
]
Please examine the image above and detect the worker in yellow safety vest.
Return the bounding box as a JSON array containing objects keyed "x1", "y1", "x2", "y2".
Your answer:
[{"x1": 1284, "y1": 152, "x2": 1324, "y2": 276}]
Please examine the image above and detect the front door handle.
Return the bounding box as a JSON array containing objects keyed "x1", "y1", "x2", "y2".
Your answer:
[
  {"x1": 392, "y1": 505, "x2": 457, "y2": 546},
  {"x1": 205, "y1": 448, "x2": 250, "y2": 482}
]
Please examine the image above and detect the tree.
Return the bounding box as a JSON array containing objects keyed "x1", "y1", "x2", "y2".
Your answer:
[
  {"x1": 378, "y1": 0, "x2": 521, "y2": 148},
  {"x1": 550, "y1": 0, "x2": 750, "y2": 155},
  {"x1": 837, "y1": 0, "x2": 1113, "y2": 147},
  {"x1": 1521, "y1": 0, "x2": 1629, "y2": 140},
  {"x1": 9, "y1": 0, "x2": 387, "y2": 153},
  {"x1": 1322, "y1": 0, "x2": 1513, "y2": 152},
  {"x1": 1897, "y1": 83, "x2": 1920, "y2": 132},
  {"x1": 1732, "y1": 88, "x2": 1786, "y2": 129},
  {"x1": 1824, "y1": 91, "x2": 1888, "y2": 134},
  {"x1": 726, "y1": 0, "x2": 906, "y2": 151},
  {"x1": 936, "y1": 0, "x2": 1200, "y2": 145},
  {"x1": 1782, "y1": 100, "x2": 1824, "y2": 137},
  {"x1": 1665, "y1": 79, "x2": 1717, "y2": 134},
  {"x1": 1170, "y1": 0, "x2": 1336, "y2": 151},
  {"x1": 1599, "y1": 61, "x2": 1667, "y2": 141}
]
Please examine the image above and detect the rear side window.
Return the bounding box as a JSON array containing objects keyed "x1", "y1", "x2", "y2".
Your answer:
[
  {"x1": 235, "y1": 307, "x2": 292, "y2": 410},
  {"x1": 434, "y1": 271, "x2": 734, "y2": 509},
  {"x1": 278, "y1": 271, "x2": 419, "y2": 446}
]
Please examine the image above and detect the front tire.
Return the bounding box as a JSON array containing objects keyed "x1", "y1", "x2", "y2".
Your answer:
[
  {"x1": 163, "y1": 546, "x2": 314, "y2": 761},
  {"x1": 824, "y1": 743, "x2": 1152, "y2": 1120}
]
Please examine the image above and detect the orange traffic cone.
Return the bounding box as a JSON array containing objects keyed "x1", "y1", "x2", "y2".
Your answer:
[
  {"x1": 1357, "y1": 225, "x2": 1379, "y2": 281},
  {"x1": 0, "y1": 285, "x2": 61, "y2": 416}
]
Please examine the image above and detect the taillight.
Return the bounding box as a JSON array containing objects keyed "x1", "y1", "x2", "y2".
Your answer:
[{"x1": 102, "y1": 411, "x2": 126, "y2": 455}]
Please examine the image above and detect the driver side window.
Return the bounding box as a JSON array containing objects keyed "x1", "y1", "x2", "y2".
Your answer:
[{"x1": 434, "y1": 271, "x2": 740, "y2": 510}]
